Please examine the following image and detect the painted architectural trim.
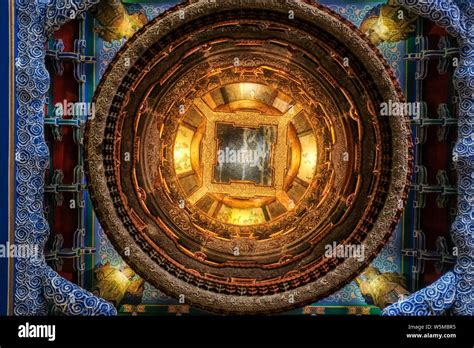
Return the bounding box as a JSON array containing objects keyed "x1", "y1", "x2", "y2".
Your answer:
[
  {"x1": 14, "y1": 0, "x2": 116, "y2": 315},
  {"x1": 384, "y1": 0, "x2": 474, "y2": 316}
]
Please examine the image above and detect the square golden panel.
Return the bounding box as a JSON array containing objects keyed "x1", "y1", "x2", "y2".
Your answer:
[
  {"x1": 213, "y1": 123, "x2": 276, "y2": 186},
  {"x1": 188, "y1": 97, "x2": 303, "y2": 204}
]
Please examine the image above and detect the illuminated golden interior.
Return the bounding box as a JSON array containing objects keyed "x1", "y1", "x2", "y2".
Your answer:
[
  {"x1": 297, "y1": 134, "x2": 318, "y2": 182},
  {"x1": 173, "y1": 126, "x2": 194, "y2": 175},
  {"x1": 173, "y1": 83, "x2": 318, "y2": 226}
]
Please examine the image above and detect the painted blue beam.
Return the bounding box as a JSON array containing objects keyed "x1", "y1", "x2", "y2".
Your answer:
[
  {"x1": 13, "y1": 0, "x2": 116, "y2": 316},
  {"x1": 0, "y1": 0, "x2": 11, "y2": 317}
]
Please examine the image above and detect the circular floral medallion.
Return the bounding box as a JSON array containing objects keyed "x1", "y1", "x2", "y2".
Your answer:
[{"x1": 85, "y1": 0, "x2": 412, "y2": 314}]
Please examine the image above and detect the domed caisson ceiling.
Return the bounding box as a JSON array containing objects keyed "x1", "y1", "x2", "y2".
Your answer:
[{"x1": 85, "y1": 0, "x2": 413, "y2": 314}]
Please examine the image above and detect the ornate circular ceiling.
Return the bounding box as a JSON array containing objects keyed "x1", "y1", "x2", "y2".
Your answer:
[{"x1": 85, "y1": 0, "x2": 413, "y2": 314}]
